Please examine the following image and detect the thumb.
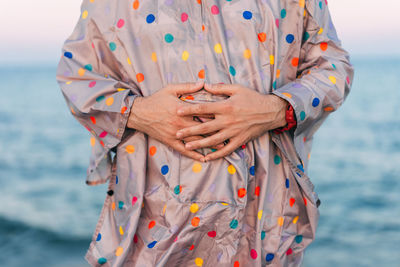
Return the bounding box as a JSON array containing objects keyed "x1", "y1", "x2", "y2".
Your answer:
[{"x1": 170, "y1": 80, "x2": 204, "y2": 95}]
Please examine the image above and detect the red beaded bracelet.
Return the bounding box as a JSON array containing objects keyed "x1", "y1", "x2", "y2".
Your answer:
[{"x1": 272, "y1": 102, "x2": 297, "y2": 134}]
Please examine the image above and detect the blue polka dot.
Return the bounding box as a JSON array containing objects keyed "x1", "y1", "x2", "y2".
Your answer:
[
  {"x1": 295, "y1": 235, "x2": 303, "y2": 243},
  {"x1": 243, "y1": 11, "x2": 252, "y2": 20},
  {"x1": 312, "y1": 97, "x2": 320, "y2": 107},
  {"x1": 96, "y1": 233, "x2": 102, "y2": 241},
  {"x1": 261, "y1": 230, "x2": 266, "y2": 240},
  {"x1": 148, "y1": 240, "x2": 157, "y2": 248},
  {"x1": 286, "y1": 34, "x2": 294, "y2": 44},
  {"x1": 84, "y1": 64, "x2": 93, "y2": 71},
  {"x1": 229, "y1": 219, "x2": 238, "y2": 229},
  {"x1": 249, "y1": 166, "x2": 255, "y2": 176},
  {"x1": 300, "y1": 111, "x2": 306, "y2": 121},
  {"x1": 118, "y1": 201, "x2": 124, "y2": 209},
  {"x1": 161, "y1": 165, "x2": 169, "y2": 175},
  {"x1": 280, "y1": 9, "x2": 286, "y2": 19},
  {"x1": 174, "y1": 185, "x2": 181, "y2": 194},
  {"x1": 285, "y1": 178, "x2": 289, "y2": 188},
  {"x1": 229, "y1": 66, "x2": 236, "y2": 76},
  {"x1": 164, "y1": 33, "x2": 174, "y2": 43},
  {"x1": 64, "y1": 52, "x2": 73, "y2": 59},
  {"x1": 297, "y1": 164, "x2": 304, "y2": 172},
  {"x1": 296, "y1": 172, "x2": 302, "y2": 177},
  {"x1": 116, "y1": 175, "x2": 119, "y2": 184},
  {"x1": 98, "y1": 258, "x2": 107, "y2": 264},
  {"x1": 146, "y1": 14, "x2": 155, "y2": 23},
  {"x1": 266, "y1": 253, "x2": 275, "y2": 261},
  {"x1": 109, "y1": 42, "x2": 117, "y2": 51}
]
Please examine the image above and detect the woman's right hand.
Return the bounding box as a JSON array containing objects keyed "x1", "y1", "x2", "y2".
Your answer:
[{"x1": 127, "y1": 81, "x2": 224, "y2": 162}]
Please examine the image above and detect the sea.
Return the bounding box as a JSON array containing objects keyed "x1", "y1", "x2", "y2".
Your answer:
[{"x1": 0, "y1": 55, "x2": 399, "y2": 267}]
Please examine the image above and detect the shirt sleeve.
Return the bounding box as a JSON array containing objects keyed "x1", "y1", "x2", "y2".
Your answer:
[
  {"x1": 56, "y1": 0, "x2": 142, "y2": 152},
  {"x1": 271, "y1": 0, "x2": 355, "y2": 158}
]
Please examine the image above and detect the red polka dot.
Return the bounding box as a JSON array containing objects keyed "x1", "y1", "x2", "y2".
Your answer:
[
  {"x1": 99, "y1": 131, "x2": 108, "y2": 138},
  {"x1": 234, "y1": 261, "x2": 240, "y2": 267},
  {"x1": 189, "y1": 244, "x2": 195, "y2": 250},
  {"x1": 250, "y1": 249, "x2": 257, "y2": 259},
  {"x1": 258, "y1": 32, "x2": 266, "y2": 42},
  {"x1": 121, "y1": 106, "x2": 128, "y2": 114},
  {"x1": 90, "y1": 116, "x2": 96, "y2": 124},
  {"x1": 320, "y1": 42, "x2": 328, "y2": 51},
  {"x1": 136, "y1": 73, "x2": 144, "y2": 82},
  {"x1": 133, "y1": 234, "x2": 138, "y2": 243},
  {"x1": 238, "y1": 188, "x2": 246, "y2": 198},
  {"x1": 148, "y1": 220, "x2": 156, "y2": 229},
  {"x1": 292, "y1": 57, "x2": 299, "y2": 67},
  {"x1": 289, "y1": 198, "x2": 296, "y2": 207},
  {"x1": 286, "y1": 248, "x2": 293, "y2": 255},
  {"x1": 255, "y1": 186, "x2": 260, "y2": 196},
  {"x1": 207, "y1": 231, "x2": 216, "y2": 237},
  {"x1": 132, "y1": 196, "x2": 137, "y2": 206},
  {"x1": 303, "y1": 197, "x2": 307, "y2": 206}
]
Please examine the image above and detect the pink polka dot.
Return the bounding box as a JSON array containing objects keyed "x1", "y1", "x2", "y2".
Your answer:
[
  {"x1": 346, "y1": 76, "x2": 350, "y2": 84},
  {"x1": 250, "y1": 249, "x2": 257, "y2": 259},
  {"x1": 211, "y1": 5, "x2": 219, "y2": 15},
  {"x1": 89, "y1": 81, "x2": 96, "y2": 88},
  {"x1": 275, "y1": 19, "x2": 279, "y2": 28},
  {"x1": 99, "y1": 131, "x2": 108, "y2": 138},
  {"x1": 132, "y1": 196, "x2": 137, "y2": 206},
  {"x1": 181, "y1": 12, "x2": 188, "y2": 22},
  {"x1": 117, "y1": 19, "x2": 125, "y2": 28}
]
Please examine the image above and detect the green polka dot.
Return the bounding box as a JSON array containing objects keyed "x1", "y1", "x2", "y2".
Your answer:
[
  {"x1": 303, "y1": 32, "x2": 310, "y2": 41},
  {"x1": 261, "y1": 230, "x2": 266, "y2": 240},
  {"x1": 96, "y1": 95, "x2": 105, "y2": 102},
  {"x1": 164, "y1": 33, "x2": 174, "y2": 43},
  {"x1": 229, "y1": 66, "x2": 236, "y2": 76},
  {"x1": 98, "y1": 258, "x2": 107, "y2": 264},
  {"x1": 332, "y1": 63, "x2": 337, "y2": 69},
  {"x1": 295, "y1": 234, "x2": 303, "y2": 243},
  {"x1": 174, "y1": 185, "x2": 181, "y2": 194},
  {"x1": 300, "y1": 111, "x2": 306, "y2": 121},
  {"x1": 280, "y1": 9, "x2": 287, "y2": 19},
  {"x1": 84, "y1": 64, "x2": 93, "y2": 71},
  {"x1": 109, "y1": 42, "x2": 117, "y2": 51},
  {"x1": 118, "y1": 201, "x2": 124, "y2": 209},
  {"x1": 274, "y1": 155, "x2": 281, "y2": 165}
]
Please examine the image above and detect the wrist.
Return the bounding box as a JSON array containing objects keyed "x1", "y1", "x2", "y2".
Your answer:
[{"x1": 127, "y1": 96, "x2": 143, "y2": 129}]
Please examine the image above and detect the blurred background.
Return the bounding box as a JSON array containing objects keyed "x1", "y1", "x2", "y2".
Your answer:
[{"x1": 0, "y1": 0, "x2": 399, "y2": 266}]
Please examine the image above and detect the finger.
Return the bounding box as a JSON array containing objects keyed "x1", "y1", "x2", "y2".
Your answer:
[
  {"x1": 177, "y1": 101, "x2": 228, "y2": 116},
  {"x1": 184, "y1": 130, "x2": 230, "y2": 151},
  {"x1": 168, "y1": 80, "x2": 204, "y2": 95},
  {"x1": 204, "y1": 137, "x2": 242, "y2": 161},
  {"x1": 204, "y1": 82, "x2": 238, "y2": 96},
  {"x1": 172, "y1": 140, "x2": 206, "y2": 162},
  {"x1": 176, "y1": 119, "x2": 222, "y2": 139},
  {"x1": 183, "y1": 135, "x2": 224, "y2": 150}
]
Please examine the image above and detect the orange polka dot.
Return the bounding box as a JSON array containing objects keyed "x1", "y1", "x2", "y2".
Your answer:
[
  {"x1": 238, "y1": 188, "x2": 246, "y2": 198},
  {"x1": 100, "y1": 140, "x2": 105, "y2": 147},
  {"x1": 136, "y1": 73, "x2": 144, "y2": 83},
  {"x1": 291, "y1": 57, "x2": 299, "y2": 67},
  {"x1": 191, "y1": 216, "x2": 200, "y2": 227},
  {"x1": 197, "y1": 0, "x2": 202, "y2": 4},
  {"x1": 90, "y1": 116, "x2": 96, "y2": 124},
  {"x1": 148, "y1": 220, "x2": 156, "y2": 229},
  {"x1": 202, "y1": 24, "x2": 205, "y2": 31},
  {"x1": 149, "y1": 146, "x2": 157, "y2": 156},
  {"x1": 282, "y1": 92, "x2": 292, "y2": 98},
  {"x1": 277, "y1": 216, "x2": 284, "y2": 226},
  {"x1": 126, "y1": 145, "x2": 135, "y2": 154},
  {"x1": 276, "y1": 69, "x2": 281, "y2": 78},
  {"x1": 78, "y1": 68, "x2": 85, "y2": 76},
  {"x1": 258, "y1": 32, "x2": 266, "y2": 42},
  {"x1": 112, "y1": 202, "x2": 116, "y2": 210},
  {"x1": 320, "y1": 42, "x2": 328, "y2": 51},
  {"x1": 106, "y1": 97, "x2": 114, "y2": 106},
  {"x1": 324, "y1": 106, "x2": 334, "y2": 111},
  {"x1": 198, "y1": 69, "x2": 205, "y2": 79},
  {"x1": 121, "y1": 106, "x2": 128, "y2": 114},
  {"x1": 133, "y1": 0, "x2": 139, "y2": 9}
]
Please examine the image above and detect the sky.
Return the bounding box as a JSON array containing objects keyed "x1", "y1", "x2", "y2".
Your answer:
[{"x1": 0, "y1": 0, "x2": 399, "y2": 64}]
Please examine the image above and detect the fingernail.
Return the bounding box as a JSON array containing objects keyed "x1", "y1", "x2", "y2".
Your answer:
[
  {"x1": 176, "y1": 131, "x2": 183, "y2": 138},
  {"x1": 200, "y1": 158, "x2": 205, "y2": 162}
]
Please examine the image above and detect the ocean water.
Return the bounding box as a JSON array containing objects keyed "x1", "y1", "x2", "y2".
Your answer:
[{"x1": 0, "y1": 56, "x2": 399, "y2": 267}]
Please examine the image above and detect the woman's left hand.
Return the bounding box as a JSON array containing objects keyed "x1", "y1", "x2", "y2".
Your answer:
[{"x1": 175, "y1": 83, "x2": 289, "y2": 161}]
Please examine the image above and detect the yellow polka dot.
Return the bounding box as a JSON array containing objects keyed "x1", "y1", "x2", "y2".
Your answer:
[
  {"x1": 221, "y1": 202, "x2": 229, "y2": 206},
  {"x1": 214, "y1": 43, "x2": 222, "y2": 53},
  {"x1": 119, "y1": 226, "x2": 124, "y2": 235},
  {"x1": 243, "y1": 49, "x2": 251, "y2": 59},
  {"x1": 151, "y1": 52, "x2": 157, "y2": 62},
  {"x1": 195, "y1": 257, "x2": 203, "y2": 266},
  {"x1": 318, "y1": 27, "x2": 324, "y2": 35},
  {"x1": 163, "y1": 204, "x2": 167, "y2": 215},
  {"x1": 106, "y1": 97, "x2": 114, "y2": 106},
  {"x1": 329, "y1": 76, "x2": 336, "y2": 84},
  {"x1": 78, "y1": 68, "x2": 85, "y2": 76},
  {"x1": 90, "y1": 0, "x2": 94, "y2": 3},
  {"x1": 269, "y1": 55, "x2": 274, "y2": 65},
  {"x1": 190, "y1": 203, "x2": 199, "y2": 213},
  {"x1": 112, "y1": 202, "x2": 116, "y2": 210},
  {"x1": 82, "y1": 10, "x2": 88, "y2": 19},
  {"x1": 117, "y1": 88, "x2": 126, "y2": 92},
  {"x1": 277, "y1": 216, "x2": 284, "y2": 226},
  {"x1": 276, "y1": 69, "x2": 281, "y2": 78},
  {"x1": 227, "y1": 164, "x2": 236, "y2": 174},
  {"x1": 304, "y1": 9, "x2": 306, "y2": 16},
  {"x1": 127, "y1": 57, "x2": 132, "y2": 65},
  {"x1": 282, "y1": 92, "x2": 292, "y2": 98},
  {"x1": 257, "y1": 210, "x2": 263, "y2": 220},
  {"x1": 299, "y1": 0, "x2": 305, "y2": 7},
  {"x1": 192, "y1": 163, "x2": 202, "y2": 173},
  {"x1": 293, "y1": 216, "x2": 299, "y2": 224},
  {"x1": 182, "y1": 50, "x2": 190, "y2": 61},
  {"x1": 126, "y1": 145, "x2": 135, "y2": 154},
  {"x1": 115, "y1": 246, "x2": 123, "y2": 256},
  {"x1": 90, "y1": 137, "x2": 96, "y2": 147},
  {"x1": 66, "y1": 81, "x2": 72, "y2": 85}
]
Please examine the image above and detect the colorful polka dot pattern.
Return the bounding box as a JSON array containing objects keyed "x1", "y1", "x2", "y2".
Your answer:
[{"x1": 56, "y1": 0, "x2": 352, "y2": 265}]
